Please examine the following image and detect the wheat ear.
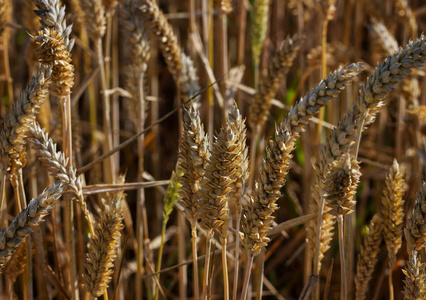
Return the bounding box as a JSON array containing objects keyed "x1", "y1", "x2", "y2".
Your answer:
[
  {"x1": 323, "y1": 153, "x2": 361, "y2": 300},
  {"x1": 83, "y1": 193, "x2": 124, "y2": 298},
  {"x1": 249, "y1": 34, "x2": 303, "y2": 130},
  {"x1": 402, "y1": 249, "x2": 426, "y2": 300},
  {"x1": 354, "y1": 214, "x2": 383, "y2": 300},
  {"x1": 0, "y1": 181, "x2": 64, "y2": 268},
  {"x1": 29, "y1": 122, "x2": 94, "y2": 236},
  {"x1": 405, "y1": 182, "x2": 426, "y2": 251},
  {"x1": 380, "y1": 159, "x2": 405, "y2": 299}
]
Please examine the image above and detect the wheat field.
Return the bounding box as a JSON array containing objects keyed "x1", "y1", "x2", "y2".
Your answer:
[{"x1": 0, "y1": 0, "x2": 425, "y2": 299}]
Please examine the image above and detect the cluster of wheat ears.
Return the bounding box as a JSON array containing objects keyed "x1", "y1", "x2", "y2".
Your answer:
[{"x1": 0, "y1": 0, "x2": 426, "y2": 299}]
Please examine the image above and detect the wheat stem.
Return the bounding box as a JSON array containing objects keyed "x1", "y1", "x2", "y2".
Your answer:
[
  {"x1": 241, "y1": 251, "x2": 253, "y2": 300},
  {"x1": 223, "y1": 242, "x2": 230, "y2": 300},
  {"x1": 337, "y1": 215, "x2": 347, "y2": 300},
  {"x1": 233, "y1": 211, "x2": 242, "y2": 300},
  {"x1": 202, "y1": 230, "x2": 213, "y2": 300},
  {"x1": 192, "y1": 225, "x2": 200, "y2": 300}
]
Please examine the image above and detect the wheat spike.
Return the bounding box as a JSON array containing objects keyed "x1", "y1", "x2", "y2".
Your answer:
[
  {"x1": 34, "y1": 28, "x2": 74, "y2": 97},
  {"x1": 251, "y1": 0, "x2": 269, "y2": 69},
  {"x1": 405, "y1": 182, "x2": 426, "y2": 251},
  {"x1": 177, "y1": 106, "x2": 210, "y2": 225},
  {"x1": 80, "y1": 0, "x2": 106, "y2": 40},
  {"x1": 306, "y1": 164, "x2": 335, "y2": 271},
  {"x1": 249, "y1": 34, "x2": 303, "y2": 130},
  {"x1": 355, "y1": 214, "x2": 383, "y2": 300},
  {"x1": 83, "y1": 193, "x2": 124, "y2": 298},
  {"x1": 324, "y1": 153, "x2": 360, "y2": 216},
  {"x1": 0, "y1": 66, "x2": 52, "y2": 170},
  {"x1": 33, "y1": 0, "x2": 75, "y2": 52},
  {"x1": 241, "y1": 64, "x2": 362, "y2": 256},
  {"x1": 402, "y1": 250, "x2": 426, "y2": 300},
  {"x1": 380, "y1": 159, "x2": 405, "y2": 264},
  {"x1": 0, "y1": 181, "x2": 64, "y2": 268}
]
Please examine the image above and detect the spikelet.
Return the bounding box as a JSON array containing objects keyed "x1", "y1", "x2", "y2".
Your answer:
[
  {"x1": 402, "y1": 250, "x2": 426, "y2": 300},
  {"x1": 33, "y1": 0, "x2": 75, "y2": 51},
  {"x1": 380, "y1": 159, "x2": 405, "y2": 265},
  {"x1": 0, "y1": 66, "x2": 52, "y2": 169},
  {"x1": 355, "y1": 214, "x2": 383, "y2": 300},
  {"x1": 199, "y1": 108, "x2": 244, "y2": 243},
  {"x1": 306, "y1": 164, "x2": 335, "y2": 271},
  {"x1": 249, "y1": 34, "x2": 302, "y2": 130},
  {"x1": 80, "y1": 0, "x2": 106, "y2": 40},
  {"x1": 83, "y1": 193, "x2": 124, "y2": 298},
  {"x1": 177, "y1": 106, "x2": 210, "y2": 225},
  {"x1": 34, "y1": 28, "x2": 74, "y2": 97},
  {"x1": 405, "y1": 182, "x2": 426, "y2": 251},
  {"x1": 323, "y1": 153, "x2": 360, "y2": 216},
  {"x1": 0, "y1": 181, "x2": 64, "y2": 268},
  {"x1": 214, "y1": 0, "x2": 232, "y2": 14}
]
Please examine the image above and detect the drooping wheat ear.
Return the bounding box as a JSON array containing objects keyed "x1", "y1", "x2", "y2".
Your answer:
[
  {"x1": 28, "y1": 121, "x2": 94, "y2": 235},
  {"x1": 251, "y1": 0, "x2": 269, "y2": 73},
  {"x1": 138, "y1": 0, "x2": 199, "y2": 101},
  {"x1": 0, "y1": 181, "x2": 64, "y2": 268},
  {"x1": 83, "y1": 193, "x2": 124, "y2": 298},
  {"x1": 306, "y1": 164, "x2": 335, "y2": 271},
  {"x1": 323, "y1": 153, "x2": 360, "y2": 217},
  {"x1": 370, "y1": 21, "x2": 420, "y2": 108},
  {"x1": 405, "y1": 182, "x2": 426, "y2": 251},
  {"x1": 177, "y1": 105, "x2": 210, "y2": 225},
  {"x1": 249, "y1": 34, "x2": 303, "y2": 130},
  {"x1": 214, "y1": 0, "x2": 232, "y2": 14},
  {"x1": 33, "y1": 0, "x2": 75, "y2": 52},
  {"x1": 0, "y1": 66, "x2": 52, "y2": 170},
  {"x1": 354, "y1": 214, "x2": 383, "y2": 300},
  {"x1": 284, "y1": 63, "x2": 364, "y2": 138},
  {"x1": 380, "y1": 159, "x2": 405, "y2": 265},
  {"x1": 80, "y1": 0, "x2": 106, "y2": 40},
  {"x1": 138, "y1": 0, "x2": 180, "y2": 79},
  {"x1": 34, "y1": 28, "x2": 74, "y2": 97},
  {"x1": 242, "y1": 64, "x2": 363, "y2": 256},
  {"x1": 321, "y1": 35, "x2": 426, "y2": 179},
  {"x1": 402, "y1": 249, "x2": 426, "y2": 300}
]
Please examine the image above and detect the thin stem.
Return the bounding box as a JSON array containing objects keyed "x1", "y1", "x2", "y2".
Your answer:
[
  {"x1": 317, "y1": 18, "x2": 329, "y2": 138},
  {"x1": 2, "y1": 34, "x2": 13, "y2": 110},
  {"x1": 241, "y1": 251, "x2": 253, "y2": 300},
  {"x1": 354, "y1": 112, "x2": 367, "y2": 160},
  {"x1": 249, "y1": 126, "x2": 260, "y2": 192},
  {"x1": 154, "y1": 218, "x2": 168, "y2": 300},
  {"x1": 202, "y1": 230, "x2": 213, "y2": 299},
  {"x1": 222, "y1": 242, "x2": 229, "y2": 300},
  {"x1": 388, "y1": 263, "x2": 394, "y2": 300},
  {"x1": 95, "y1": 38, "x2": 116, "y2": 183},
  {"x1": 313, "y1": 181, "x2": 325, "y2": 300},
  {"x1": 192, "y1": 225, "x2": 200, "y2": 300},
  {"x1": 232, "y1": 211, "x2": 242, "y2": 300},
  {"x1": 337, "y1": 215, "x2": 347, "y2": 300}
]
